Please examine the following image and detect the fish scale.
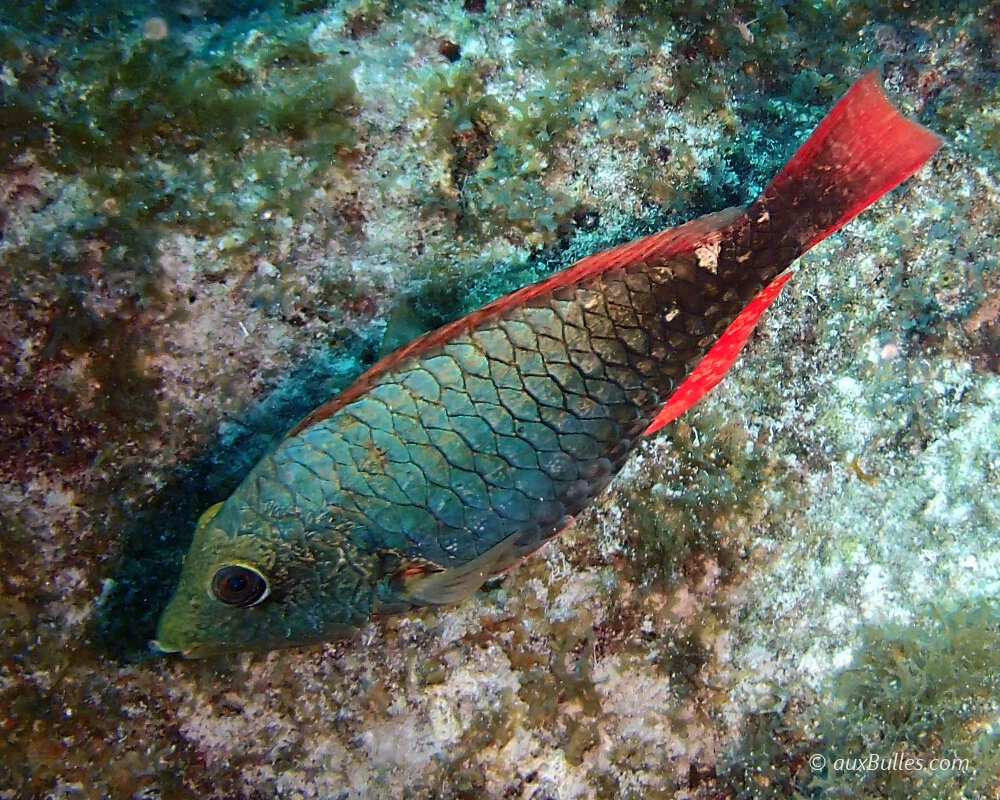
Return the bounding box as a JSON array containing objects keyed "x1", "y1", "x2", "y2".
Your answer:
[
  {"x1": 249, "y1": 257, "x2": 775, "y2": 573},
  {"x1": 155, "y1": 72, "x2": 942, "y2": 655}
]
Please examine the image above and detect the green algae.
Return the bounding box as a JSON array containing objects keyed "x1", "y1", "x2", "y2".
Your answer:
[
  {"x1": 1, "y1": 8, "x2": 357, "y2": 243},
  {"x1": 409, "y1": 1, "x2": 647, "y2": 248},
  {"x1": 719, "y1": 599, "x2": 1000, "y2": 799},
  {"x1": 1, "y1": 0, "x2": 362, "y2": 554},
  {"x1": 814, "y1": 600, "x2": 1000, "y2": 798},
  {"x1": 614, "y1": 411, "x2": 797, "y2": 591}
]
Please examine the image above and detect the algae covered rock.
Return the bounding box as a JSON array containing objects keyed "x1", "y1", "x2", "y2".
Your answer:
[{"x1": 1, "y1": 1, "x2": 998, "y2": 798}]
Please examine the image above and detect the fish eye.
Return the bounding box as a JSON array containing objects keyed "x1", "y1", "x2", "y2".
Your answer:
[{"x1": 210, "y1": 565, "x2": 269, "y2": 607}]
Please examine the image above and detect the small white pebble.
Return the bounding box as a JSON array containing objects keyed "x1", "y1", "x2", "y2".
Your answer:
[
  {"x1": 880, "y1": 342, "x2": 901, "y2": 359},
  {"x1": 142, "y1": 17, "x2": 169, "y2": 41}
]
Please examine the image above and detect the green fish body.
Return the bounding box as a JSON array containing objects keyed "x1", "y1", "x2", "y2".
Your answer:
[{"x1": 155, "y1": 73, "x2": 940, "y2": 656}]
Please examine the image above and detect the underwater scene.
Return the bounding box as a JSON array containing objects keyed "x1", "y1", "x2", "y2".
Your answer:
[{"x1": 2, "y1": 0, "x2": 999, "y2": 797}]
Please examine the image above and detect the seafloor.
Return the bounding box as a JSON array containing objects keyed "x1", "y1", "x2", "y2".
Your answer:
[{"x1": 2, "y1": 1, "x2": 999, "y2": 798}]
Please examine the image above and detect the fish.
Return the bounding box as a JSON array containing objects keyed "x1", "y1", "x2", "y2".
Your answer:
[{"x1": 154, "y1": 71, "x2": 940, "y2": 656}]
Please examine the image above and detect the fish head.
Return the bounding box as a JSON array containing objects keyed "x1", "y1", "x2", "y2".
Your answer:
[{"x1": 154, "y1": 500, "x2": 368, "y2": 657}]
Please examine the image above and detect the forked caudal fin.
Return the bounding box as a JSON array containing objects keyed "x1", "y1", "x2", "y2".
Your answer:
[
  {"x1": 644, "y1": 71, "x2": 941, "y2": 435},
  {"x1": 750, "y1": 69, "x2": 942, "y2": 257}
]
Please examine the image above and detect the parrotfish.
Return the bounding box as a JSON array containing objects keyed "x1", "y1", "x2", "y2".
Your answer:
[{"x1": 155, "y1": 72, "x2": 940, "y2": 656}]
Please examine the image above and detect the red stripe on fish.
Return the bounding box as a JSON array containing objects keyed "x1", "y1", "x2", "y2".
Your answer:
[
  {"x1": 289, "y1": 207, "x2": 745, "y2": 437},
  {"x1": 643, "y1": 271, "x2": 793, "y2": 435}
]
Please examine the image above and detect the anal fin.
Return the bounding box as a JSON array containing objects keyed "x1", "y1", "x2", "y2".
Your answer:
[{"x1": 644, "y1": 271, "x2": 794, "y2": 436}]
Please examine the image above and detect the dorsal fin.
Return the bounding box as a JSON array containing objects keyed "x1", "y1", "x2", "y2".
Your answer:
[
  {"x1": 644, "y1": 271, "x2": 793, "y2": 435},
  {"x1": 289, "y1": 207, "x2": 745, "y2": 437}
]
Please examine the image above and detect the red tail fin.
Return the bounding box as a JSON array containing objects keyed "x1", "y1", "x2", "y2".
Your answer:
[
  {"x1": 643, "y1": 73, "x2": 940, "y2": 435},
  {"x1": 753, "y1": 70, "x2": 941, "y2": 255}
]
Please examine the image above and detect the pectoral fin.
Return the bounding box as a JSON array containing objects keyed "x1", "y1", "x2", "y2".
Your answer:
[{"x1": 379, "y1": 535, "x2": 522, "y2": 607}]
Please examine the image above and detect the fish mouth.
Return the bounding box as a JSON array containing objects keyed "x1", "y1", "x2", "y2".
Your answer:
[
  {"x1": 149, "y1": 638, "x2": 195, "y2": 657},
  {"x1": 154, "y1": 594, "x2": 212, "y2": 657},
  {"x1": 150, "y1": 636, "x2": 245, "y2": 658}
]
